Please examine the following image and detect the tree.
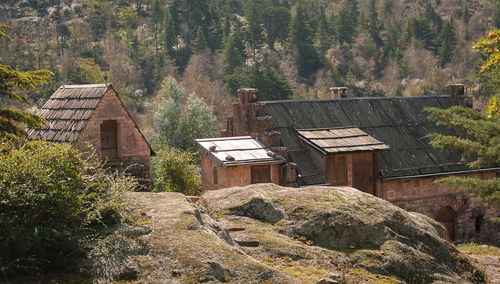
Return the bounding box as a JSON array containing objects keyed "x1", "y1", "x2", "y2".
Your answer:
[
  {"x1": 287, "y1": 3, "x2": 321, "y2": 78},
  {"x1": 333, "y1": 0, "x2": 359, "y2": 46},
  {"x1": 426, "y1": 30, "x2": 500, "y2": 205},
  {"x1": 223, "y1": 31, "x2": 245, "y2": 76},
  {"x1": 153, "y1": 77, "x2": 218, "y2": 151},
  {"x1": 193, "y1": 26, "x2": 208, "y2": 53},
  {"x1": 0, "y1": 25, "x2": 52, "y2": 138},
  {"x1": 244, "y1": 0, "x2": 264, "y2": 57},
  {"x1": 150, "y1": 0, "x2": 164, "y2": 56},
  {"x1": 261, "y1": 2, "x2": 290, "y2": 51},
  {"x1": 314, "y1": 6, "x2": 331, "y2": 60},
  {"x1": 426, "y1": 106, "x2": 500, "y2": 204},
  {"x1": 437, "y1": 20, "x2": 456, "y2": 67}
]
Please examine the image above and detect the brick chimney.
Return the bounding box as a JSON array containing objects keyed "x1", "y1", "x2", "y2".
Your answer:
[
  {"x1": 330, "y1": 87, "x2": 349, "y2": 98},
  {"x1": 446, "y1": 84, "x2": 473, "y2": 108}
]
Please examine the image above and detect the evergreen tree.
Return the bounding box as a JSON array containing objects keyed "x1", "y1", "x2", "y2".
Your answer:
[
  {"x1": 150, "y1": 0, "x2": 164, "y2": 56},
  {"x1": 314, "y1": 6, "x2": 331, "y2": 60},
  {"x1": 366, "y1": 0, "x2": 383, "y2": 46},
  {"x1": 193, "y1": 26, "x2": 208, "y2": 53},
  {"x1": 261, "y1": 2, "x2": 290, "y2": 51},
  {"x1": 494, "y1": 0, "x2": 500, "y2": 29},
  {"x1": 333, "y1": 0, "x2": 359, "y2": 46},
  {"x1": 244, "y1": 0, "x2": 264, "y2": 57},
  {"x1": 245, "y1": 63, "x2": 293, "y2": 101},
  {"x1": 287, "y1": 3, "x2": 321, "y2": 78},
  {"x1": 0, "y1": 26, "x2": 52, "y2": 138},
  {"x1": 437, "y1": 20, "x2": 456, "y2": 67},
  {"x1": 223, "y1": 32, "x2": 246, "y2": 75},
  {"x1": 163, "y1": 8, "x2": 178, "y2": 55}
]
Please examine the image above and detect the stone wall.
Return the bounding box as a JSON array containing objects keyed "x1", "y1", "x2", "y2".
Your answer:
[
  {"x1": 378, "y1": 170, "x2": 500, "y2": 245},
  {"x1": 76, "y1": 88, "x2": 152, "y2": 190},
  {"x1": 200, "y1": 153, "x2": 280, "y2": 191}
]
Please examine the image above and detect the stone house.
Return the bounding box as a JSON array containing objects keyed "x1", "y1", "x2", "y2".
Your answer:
[
  {"x1": 202, "y1": 86, "x2": 499, "y2": 244},
  {"x1": 28, "y1": 84, "x2": 154, "y2": 190}
]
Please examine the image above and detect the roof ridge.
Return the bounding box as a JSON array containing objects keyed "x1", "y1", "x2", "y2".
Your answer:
[
  {"x1": 60, "y1": 83, "x2": 110, "y2": 89},
  {"x1": 260, "y1": 95, "x2": 451, "y2": 104}
]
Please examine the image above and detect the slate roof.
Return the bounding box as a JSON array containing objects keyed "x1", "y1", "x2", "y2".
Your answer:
[
  {"x1": 28, "y1": 84, "x2": 108, "y2": 142},
  {"x1": 259, "y1": 96, "x2": 491, "y2": 184},
  {"x1": 196, "y1": 136, "x2": 286, "y2": 168},
  {"x1": 296, "y1": 127, "x2": 389, "y2": 154}
]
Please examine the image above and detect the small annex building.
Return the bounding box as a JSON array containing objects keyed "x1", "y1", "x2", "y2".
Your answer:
[
  {"x1": 28, "y1": 84, "x2": 154, "y2": 190},
  {"x1": 199, "y1": 86, "x2": 499, "y2": 245},
  {"x1": 195, "y1": 136, "x2": 292, "y2": 190}
]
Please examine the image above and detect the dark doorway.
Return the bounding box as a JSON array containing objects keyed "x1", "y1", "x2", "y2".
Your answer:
[
  {"x1": 352, "y1": 152, "x2": 375, "y2": 195},
  {"x1": 100, "y1": 120, "x2": 118, "y2": 160},
  {"x1": 251, "y1": 165, "x2": 271, "y2": 184},
  {"x1": 435, "y1": 206, "x2": 456, "y2": 241}
]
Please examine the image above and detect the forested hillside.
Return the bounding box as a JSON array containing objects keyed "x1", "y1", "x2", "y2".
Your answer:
[{"x1": 0, "y1": 0, "x2": 498, "y2": 124}]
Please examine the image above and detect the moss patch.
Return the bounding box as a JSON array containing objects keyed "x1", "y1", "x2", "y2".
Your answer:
[
  {"x1": 348, "y1": 268, "x2": 399, "y2": 283},
  {"x1": 457, "y1": 242, "x2": 500, "y2": 256}
]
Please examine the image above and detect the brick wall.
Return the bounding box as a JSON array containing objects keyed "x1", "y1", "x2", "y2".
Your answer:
[
  {"x1": 200, "y1": 153, "x2": 280, "y2": 191},
  {"x1": 379, "y1": 170, "x2": 500, "y2": 245},
  {"x1": 75, "y1": 88, "x2": 152, "y2": 190}
]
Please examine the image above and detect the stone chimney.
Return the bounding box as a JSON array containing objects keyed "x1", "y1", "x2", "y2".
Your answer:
[
  {"x1": 446, "y1": 84, "x2": 473, "y2": 108},
  {"x1": 330, "y1": 87, "x2": 349, "y2": 98}
]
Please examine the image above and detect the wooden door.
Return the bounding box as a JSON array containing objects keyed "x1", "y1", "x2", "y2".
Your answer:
[
  {"x1": 325, "y1": 155, "x2": 347, "y2": 185},
  {"x1": 352, "y1": 152, "x2": 375, "y2": 195},
  {"x1": 435, "y1": 207, "x2": 455, "y2": 241},
  {"x1": 100, "y1": 120, "x2": 118, "y2": 160},
  {"x1": 251, "y1": 165, "x2": 271, "y2": 184}
]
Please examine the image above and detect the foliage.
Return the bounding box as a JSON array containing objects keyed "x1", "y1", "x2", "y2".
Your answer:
[
  {"x1": 152, "y1": 146, "x2": 201, "y2": 195},
  {"x1": 153, "y1": 77, "x2": 218, "y2": 151},
  {"x1": 226, "y1": 62, "x2": 293, "y2": 100},
  {"x1": 67, "y1": 58, "x2": 104, "y2": 84},
  {"x1": 473, "y1": 30, "x2": 500, "y2": 72},
  {"x1": 0, "y1": 141, "x2": 136, "y2": 275},
  {"x1": 0, "y1": 25, "x2": 52, "y2": 138},
  {"x1": 426, "y1": 106, "x2": 500, "y2": 205}
]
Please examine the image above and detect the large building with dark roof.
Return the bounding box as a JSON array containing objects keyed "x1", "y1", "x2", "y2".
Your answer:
[
  {"x1": 203, "y1": 86, "x2": 499, "y2": 244},
  {"x1": 28, "y1": 84, "x2": 154, "y2": 190}
]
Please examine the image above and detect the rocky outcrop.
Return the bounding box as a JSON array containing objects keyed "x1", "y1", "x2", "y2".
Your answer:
[{"x1": 87, "y1": 184, "x2": 485, "y2": 283}]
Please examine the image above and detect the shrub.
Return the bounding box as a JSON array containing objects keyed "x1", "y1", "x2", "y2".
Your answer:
[
  {"x1": 152, "y1": 147, "x2": 201, "y2": 195},
  {"x1": 0, "y1": 141, "x2": 136, "y2": 275}
]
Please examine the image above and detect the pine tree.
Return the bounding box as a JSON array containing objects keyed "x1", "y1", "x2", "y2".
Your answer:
[
  {"x1": 314, "y1": 6, "x2": 330, "y2": 60},
  {"x1": 150, "y1": 0, "x2": 164, "y2": 56},
  {"x1": 437, "y1": 20, "x2": 456, "y2": 67},
  {"x1": 244, "y1": 1, "x2": 264, "y2": 58},
  {"x1": 0, "y1": 25, "x2": 52, "y2": 138},
  {"x1": 366, "y1": 0, "x2": 383, "y2": 47},
  {"x1": 333, "y1": 0, "x2": 359, "y2": 46},
  {"x1": 287, "y1": 3, "x2": 321, "y2": 78},
  {"x1": 193, "y1": 26, "x2": 208, "y2": 53},
  {"x1": 223, "y1": 32, "x2": 245, "y2": 75},
  {"x1": 163, "y1": 8, "x2": 178, "y2": 55},
  {"x1": 494, "y1": 0, "x2": 500, "y2": 29}
]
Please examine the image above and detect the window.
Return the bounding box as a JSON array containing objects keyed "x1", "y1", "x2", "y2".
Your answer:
[
  {"x1": 326, "y1": 155, "x2": 347, "y2": 185},
  {"x1": 213, "y1": 167, "x2": 218, "y2": 185},
  {"x1": 251, "y1": 165, "x2": 271, "y2": 184}
]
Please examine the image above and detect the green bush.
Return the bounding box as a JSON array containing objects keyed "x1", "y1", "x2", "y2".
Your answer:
[
  {"x1": 152, "y1": 147, "x2": 201, "y2": 196},
  {"x1": 0, "y1": 141, "x2": 136, "y2": 275}
]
